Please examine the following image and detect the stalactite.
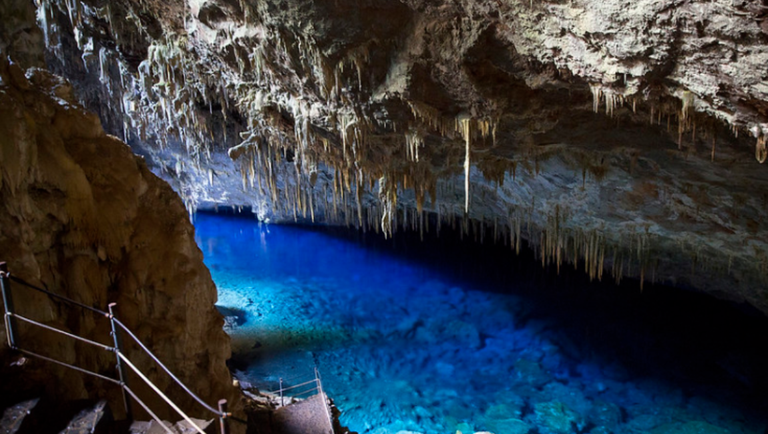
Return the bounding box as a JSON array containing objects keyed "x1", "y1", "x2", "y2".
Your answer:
[
  {"x1": 590, "y1": 84, "x2": 602, "y2": 113},
  {"x1": 681, "y1": 91, "x2": 694, "y2": 120},
  {"x1": 355, "y1": 179, "x2": 363, "y2": 227},
  {"x1": 408, "y1": 101, "x2": 451, "y2": 137},
  {"x1": 405, "y1": 128, "x2": 425, "y2": 162},
  {"x1": 98, "y1": 47, "x2": 110, "y2": 90},
  {"x1": 756, "y1": 135, "x2": 767, "y2": 164},
  {"x1": 378, "y1": 174, "x2": 398, "y2": 238},
  {"x1": 458, "y1": 116, "x2": 473, "y2": 214},
  {"x1": 603, "y1": 90, "x2": 622, "y2": 118}
]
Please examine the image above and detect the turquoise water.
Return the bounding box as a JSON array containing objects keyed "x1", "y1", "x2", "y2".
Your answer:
[{"x1": 195, "y1": 212, "x2": 768, "y2": 434}]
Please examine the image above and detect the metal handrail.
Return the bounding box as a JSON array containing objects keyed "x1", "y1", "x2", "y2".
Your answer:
[
  {"x1": 123, "y1": 386, "x2": 176, "y2": 434},
  {"x1": 316, "y1": 367, "x2": 335, "y2": 433},
  {"x1": 0, "y1": 263, "x2": 240, "y2": 433},
  {"x1": 15, "y1": 347, "x2": 122, "y2": 385},
  {"x1": 113, "y1": 317, "x2": 223, "y2": 416},
  {"x1": 8, "y1": 275, "x2": 109, "y2": 317},
  {"x1": 118, "y1": 353, "x2": 206, "y2": 434},
  {"x1": 271, "y1": 378, "x2": 319, "y2": 394},
  {"x1": 8, "y1": 312, "x2": 115, "y2": 352},
  {"x1": 287, "y1": 388, "x2": 321, "y2": 398},
  {"x1": 275, "y1": 371, "x2": 317, "y2": 383},
  {"x1": 268, "y1": 367, "x2": 335, "y2": 434}
]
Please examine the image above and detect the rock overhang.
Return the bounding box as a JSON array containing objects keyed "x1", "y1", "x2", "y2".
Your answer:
[{"x1": 6, "y1": 0, "x2": 768, "y2": 314}]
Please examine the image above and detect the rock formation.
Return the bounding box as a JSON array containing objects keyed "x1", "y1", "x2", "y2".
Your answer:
[
  {"x1": 0, "y1": 54, "x2": 239, "y2": 422},
  {"x1": 4, "y1": 0, "x2": 768, "y2": 313}
]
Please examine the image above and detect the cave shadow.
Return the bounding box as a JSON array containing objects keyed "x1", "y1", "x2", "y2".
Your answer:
[
  {"x1": 273, "y1": 218, "x2": 768, "y2": 423},
  {"x1": 223, "y1": 319, "x2": 380, "y2": 392}
]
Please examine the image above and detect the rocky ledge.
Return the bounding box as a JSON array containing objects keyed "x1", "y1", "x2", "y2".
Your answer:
[{"x1": 0, "y1": 54, "x2": 240, "y2": 423}]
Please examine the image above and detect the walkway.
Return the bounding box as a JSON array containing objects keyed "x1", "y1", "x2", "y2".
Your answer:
[{"x1": 272, "y1": 393, "x2": 334, "y2": 434}]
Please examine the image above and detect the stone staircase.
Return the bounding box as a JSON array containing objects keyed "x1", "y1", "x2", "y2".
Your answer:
[
  {"x1": 271, "y1": 394, "x2": 333, "y2": 434},
  {"x1": 0, "y1": 398, "x2": 214, "y2": 434},
  {"x1": 1, "y1": 399, "x2": 41, "y2": 434}
]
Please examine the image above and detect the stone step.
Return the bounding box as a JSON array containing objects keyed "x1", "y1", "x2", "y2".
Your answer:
[
  {"x1": 2, "y1": 397, "x2": 217, "y2": 434},
  {"x1": 0, "y1": 398, "x2": 39, "y2": 434},
  {"x1": 272, "y1": 393, "x2": 333, "y2": 434},
  {"x1": 129, "y1": 418, "x2": 215, "y2": 434},
  {"x1": 58, "y1": 400, "x2": 108, "y2": 434}
]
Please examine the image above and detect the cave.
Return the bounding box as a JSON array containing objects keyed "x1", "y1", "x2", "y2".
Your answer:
[{"x1": 2, "y1": 0, "x2": 768, "y2": 433}]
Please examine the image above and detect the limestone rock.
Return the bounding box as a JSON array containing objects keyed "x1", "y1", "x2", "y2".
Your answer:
[
  {"x1": 483, "y1": 417, "x2": 530, "y2": 434},
  {"x1": 587, "y1": 400, "x2": 623, "y2": 432},
  {"x1": 534, "y1": 401, "x2": 584, "y2": 434},
  {"x1": 650, "y1": 421, "x2": 731, "y2": 434},
  {"x1": 513, "y1": 358, "x2": 552, "y2": 388},
  {"x1": 12, "y1": 0, "x2": 768, "y2": 316},
  {"x1": 0, "y1": 57, "x2": 240, "y2": 423}
]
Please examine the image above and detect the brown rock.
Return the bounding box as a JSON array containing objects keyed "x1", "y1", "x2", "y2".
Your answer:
[
  {"x1": 0, "y1": 66, "x2": 241, "y2": 425},
  {"x1": 6, "y1": 59, "x2": 29, "y2": 90}
]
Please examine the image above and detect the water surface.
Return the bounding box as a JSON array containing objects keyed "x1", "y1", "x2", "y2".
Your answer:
[{"x1": 195, "y1": 212, "x2": 768, "y2": 434}]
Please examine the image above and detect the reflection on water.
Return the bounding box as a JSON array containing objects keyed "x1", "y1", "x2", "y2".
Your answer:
[{"x1": 195, "y1": 212, "x2": 768, "y2": 434}]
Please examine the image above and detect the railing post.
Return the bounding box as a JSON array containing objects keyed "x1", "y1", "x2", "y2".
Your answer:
[
  {"x1": 217, "y1": 399, "x2": 229, "y2": 434},
  {"x1": 109, "y1": 303, "x2": 133, "y2": 420},
  {"x1": 315, "y1": 367, "x2": 334, "y2": 434},
  {"x1": 0, "y1": 262, "x2": 18, "y2": 349},
  {"x1": 279, "y1": 378, "x2": 284, "y2": 407}
]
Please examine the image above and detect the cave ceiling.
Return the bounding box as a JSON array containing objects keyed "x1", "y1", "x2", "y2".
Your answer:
[{"x1": 4, "y1": 0, "x2": 768, "y2": 313}]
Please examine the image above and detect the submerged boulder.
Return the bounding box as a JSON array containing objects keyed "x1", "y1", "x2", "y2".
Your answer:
[{"x1": 534, "y1": 401, "x2": 585, "y2": 434}]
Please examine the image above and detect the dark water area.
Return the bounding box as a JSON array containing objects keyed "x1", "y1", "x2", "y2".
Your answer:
[{"x1": 194, "y1": 211, "x2": 768, "y2": 434}]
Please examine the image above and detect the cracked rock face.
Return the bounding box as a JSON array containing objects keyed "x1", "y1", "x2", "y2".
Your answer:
[
  {"x1": 0, "y1": 55, "x2": 238, "y2": 421},
  {"x1": 5, "y1": 0, "x2": 768, "y2": 313}
]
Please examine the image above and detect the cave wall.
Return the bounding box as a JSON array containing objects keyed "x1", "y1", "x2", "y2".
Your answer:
[
  {"x1": 9, "y1": 0, "x2": 768, "y2": 315},
  {"x1": 0, "y1": 55, "x2": 239, "y2": 421}
]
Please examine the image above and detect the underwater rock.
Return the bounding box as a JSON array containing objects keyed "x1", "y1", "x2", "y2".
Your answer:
[
  {"x1": 486, "y1": 393, "x2": 526, "y2": 420},
  {"x1": 222, "y1": 316, "x2": 240, "y2": 332},
  {"x1": 650, "y1": 420, "x2": 731, "y2": 434},
  {"x1": 626, "y1": 413, "x2": 674, "y2": 433},
  {"x1": 445, "y1": 320, "x2": 482, "y2": 349},
  {"x1": 533, "y1": 401, "x2": 585, "y2": 434},
  {"x1": 482, "y1": 417, "x2": 530, "y2": 434},
  {"x1": 587, "y1": 400, "x2": 623, "y2": 432},
  {"x1": 453, "y1": 421, "x2": 474, "y2": 433},
  {"x1": 541, "y1": 382, "x2": 592, "y2": 420},
  {"x1": 513, "y1": 359, "x2": 552, "y2": 388},
  {"x1": 216, "y1": 305, "x2": 249, "y2": 331}
]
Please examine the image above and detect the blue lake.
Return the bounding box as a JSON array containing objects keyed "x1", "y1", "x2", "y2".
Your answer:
[{"x1": 195, "y1": 212, "x2": 768, "y2": 434}]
